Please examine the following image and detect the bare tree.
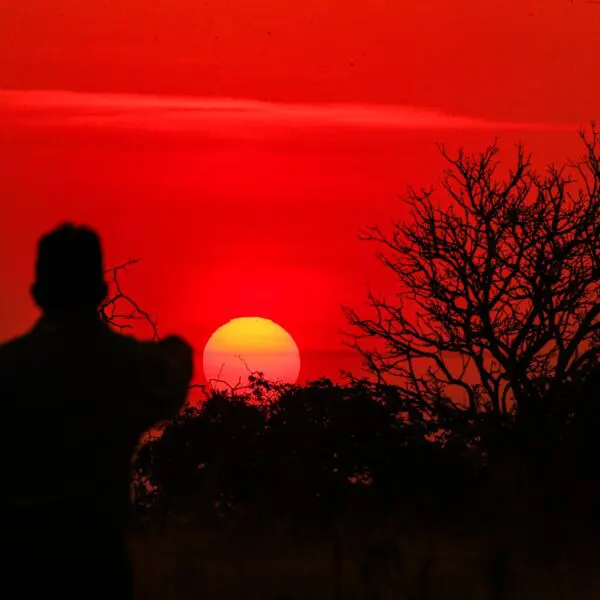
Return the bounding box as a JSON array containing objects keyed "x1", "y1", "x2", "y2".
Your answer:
[{"x1": 345, "y1": 125, "x2": 600, "y2": 425}]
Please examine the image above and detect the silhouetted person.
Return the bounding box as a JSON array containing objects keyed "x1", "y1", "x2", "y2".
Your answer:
[{"x1": 0, "y1": 224, "x2": 194, "y2": 599}]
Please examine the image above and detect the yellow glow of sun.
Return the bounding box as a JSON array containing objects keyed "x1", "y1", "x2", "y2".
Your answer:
[{"x1": 203, "y1": 317, "x2": 301, "y2": 391}]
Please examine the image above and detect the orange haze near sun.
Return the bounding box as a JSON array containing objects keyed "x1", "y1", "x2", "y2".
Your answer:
[{"x1": 0, "y1": 1, "x2": 598, "y2": 385}]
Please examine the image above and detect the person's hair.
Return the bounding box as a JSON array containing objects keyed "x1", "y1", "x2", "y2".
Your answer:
[{"x1": 31, "y1": 223, "x2": 108, "y2": 312}]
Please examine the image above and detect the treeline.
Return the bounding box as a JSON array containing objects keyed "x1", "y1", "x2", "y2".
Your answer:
[{"x1": 132, "y1": 360, "x2": 600, "y2": 543}]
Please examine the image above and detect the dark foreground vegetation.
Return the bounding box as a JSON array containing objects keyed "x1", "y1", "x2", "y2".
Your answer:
[{"x1": 112, "y1": 126, "x2": 600, "y2": 599}]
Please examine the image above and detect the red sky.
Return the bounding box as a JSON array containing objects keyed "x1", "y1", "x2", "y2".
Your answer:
[{"x1": 0, "y1": 0, "x2": 598, "y2": 385}]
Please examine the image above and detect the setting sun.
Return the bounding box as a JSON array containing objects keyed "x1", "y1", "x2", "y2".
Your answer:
[{"x1": 202, "y1": 317, "x2": 301, "y2": 391}]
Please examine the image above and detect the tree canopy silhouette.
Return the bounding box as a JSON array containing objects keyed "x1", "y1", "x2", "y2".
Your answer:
[
  {"x1": 132, "y1": 379, "x2": 458, "y2": 525},
  {"x1": 345, "y1": 126, "x2": 600, "y2": 436}
]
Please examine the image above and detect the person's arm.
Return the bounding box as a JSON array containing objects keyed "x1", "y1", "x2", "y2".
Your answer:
[{"x1": 138, "y1": 335, "x2": 194, "y2": 426}]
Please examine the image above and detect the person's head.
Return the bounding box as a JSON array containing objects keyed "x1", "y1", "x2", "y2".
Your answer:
[{"x1": 31, "y1": 223, "x2": 108, "y2": 314}]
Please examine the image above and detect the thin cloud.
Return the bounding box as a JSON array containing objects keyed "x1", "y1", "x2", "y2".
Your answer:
[{"x1": 0, "y1": 88, "x2": 570, "y2": 133}]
